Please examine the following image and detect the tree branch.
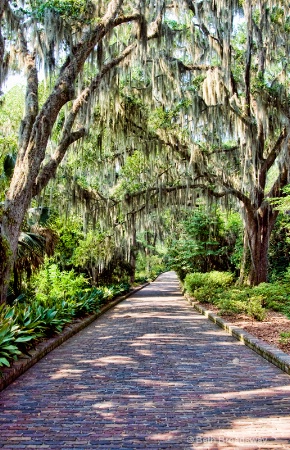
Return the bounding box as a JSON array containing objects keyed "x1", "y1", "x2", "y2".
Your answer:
[
  {"x1": 266, "y1": 148, "x2": 290, "y2": 200},
  {"x1": 166, "y1": 56, "x2": 215, "y2": 73},
  {"x1": 33, "y1": 128, "x2": 86, "y2": 196},
  {"x1": 12, "y1": 17, "x2": 39, "y2": 161},
  {"x1": 244, "y1": 0, "x2": 253, "y2": 118},
  {"x1": 0, "y1": 0, "x2": 9, "y2": 89},
  {"x1": 260, "y1": 128, "x2": 287, "y2": 185},
  {"x1": 33, "y1": 10, "x2": 164, "y2": 197}
]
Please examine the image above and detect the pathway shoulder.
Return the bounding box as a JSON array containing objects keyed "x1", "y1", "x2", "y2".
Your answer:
[
  {"x1": 0, "y1": 283, "x2": 149, "y2": 392},
  {"x1": 186, "y1": 297, "x2": 290, "y2": 375}
]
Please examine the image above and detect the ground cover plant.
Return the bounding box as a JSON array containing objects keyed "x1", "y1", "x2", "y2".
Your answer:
[
  {"x1": 183, "y1": 270, "x2": 290, "y2": 323},
  {"x1": 0, "y1": 269, "x2": 130, "y2": 369}
]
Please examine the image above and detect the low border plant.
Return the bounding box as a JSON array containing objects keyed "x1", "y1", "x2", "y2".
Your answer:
[
  {"x1": 183, "y1": 271, "x2": 267, "y2": 321},
  {"x1": 0, "y1": 277, "x2": 131, "y2": 369}
]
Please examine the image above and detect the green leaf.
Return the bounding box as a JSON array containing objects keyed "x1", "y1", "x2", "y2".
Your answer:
[
  {"x1": 15, "y1": 335, "x2": 36, "y2": 343},
  {"x1": 0, "y1": 357, "x2": 10, "y2": 367}
]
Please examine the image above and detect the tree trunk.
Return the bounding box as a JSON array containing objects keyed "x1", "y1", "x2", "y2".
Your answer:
[
  {"x1": 239, "y1": 232, "x2": 250, "y2": 284},
  {"x1": 129, "y1": 217, "x2": 137, "y2": 285},
  {"x1": 13, "y1": 264, "x2": 20, "y2": 298},
  {"x1": 244, "y1": 204, "x2": 278, "y2": 285},
  {"x1": 0, "y1": 205, "x2": 24, "y2": 303},
  {"x1": 0, "y1": 1, "x2": 144, "y2": 303}
]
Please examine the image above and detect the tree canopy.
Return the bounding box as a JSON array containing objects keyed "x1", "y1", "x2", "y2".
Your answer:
[{"x1": 1, "y1": 0, "x2": 290, "y2": 301}]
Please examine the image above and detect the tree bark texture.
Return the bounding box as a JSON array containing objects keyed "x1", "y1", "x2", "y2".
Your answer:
[
  {"x1": 244, "y1": 204, "x2": 278, "y2": 285},
  {"x1": 129, "y1": 216, "x2": 137, "y2": 285}
]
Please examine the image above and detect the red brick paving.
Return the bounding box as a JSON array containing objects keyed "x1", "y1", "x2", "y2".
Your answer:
[{"x1": 0, "y1": 272, "x2": 290, "y2": 449}]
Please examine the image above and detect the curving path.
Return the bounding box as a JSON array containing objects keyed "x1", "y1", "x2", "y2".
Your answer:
[{"x1": 0, "y1": 272, "x2": 290, "y2": 449}]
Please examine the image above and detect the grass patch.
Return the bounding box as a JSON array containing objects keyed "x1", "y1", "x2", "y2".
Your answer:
[{"x1": 279, "y1": 331, "x2": 290, "y2": 345}]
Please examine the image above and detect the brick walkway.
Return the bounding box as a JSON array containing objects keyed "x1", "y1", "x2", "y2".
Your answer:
[{"x1": 0, "y1": 272, "x2": 290, "y2": 449}]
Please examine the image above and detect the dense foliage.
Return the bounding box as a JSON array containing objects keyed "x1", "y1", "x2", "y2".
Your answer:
[
  {"x1": 1, "y1": 0, "x2": 290, "y2": 308},
  {"x1": 183, "y1": 268, "x2": 290, "y2": 322},
  {"x1": 166, "y1": 208, "x2": 243, "y2": 280},
  {"x1": 0, "y1": 269, "x2": 130, "y2": 369}
]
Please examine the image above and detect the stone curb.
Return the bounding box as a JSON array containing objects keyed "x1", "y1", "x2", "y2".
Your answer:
[
  {"x1": 186, "y1": 296, "x2": 290, "y2": 375},
  {"x1": 0, "y1": 283, "x2": 149, "y2": 392}
]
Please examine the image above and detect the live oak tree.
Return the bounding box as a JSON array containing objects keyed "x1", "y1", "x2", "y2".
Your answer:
[
  {"x1": 0, "y1": 0, "x2": 163, "y2": 302},
  {"x1": 179, "y1": 0, "x2": 290, "y2": 285},
  {"x1": 91, "y1": 0, "x2": 290, "y2": 285}
]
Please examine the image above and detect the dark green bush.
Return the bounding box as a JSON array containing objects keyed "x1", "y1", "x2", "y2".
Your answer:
[
  {"x1": 192, "y1": 286, "x2": 224, "y2": 303},
  {"x1": 0, "y1": 319, "x2": 22, "y2": 367},
  {"x1": 183, "y1": 272, "x2": 207, "y2": 295},
  {"x1": 183, "y1": 270, "x2": 266, "y2": 321},
  {"x1": 246, "y1": 296, "x2": 266, "y2": 321},
  {"x1": 252, "y1": 281, "x2": 290, "y2": 318},
  {"x1": 184, "y1": 271, "x2": 234, "y2": 297},
  {"x1": 253, "y1": 282, "x2": 290, "y2": 306},
  {"x1": 206, "y1": 271, "x2": 234, "y2": 287}
]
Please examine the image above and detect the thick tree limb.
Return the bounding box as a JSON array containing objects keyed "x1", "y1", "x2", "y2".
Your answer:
[
  {"x1": 33, "y1": 8, "x2": 161, "y2": 195},
  {"x1": 260, "y1": 128, "x2": 287, "y2": 187},
  {"x1": 33, "y1": 128, "x2": 86, "y2": 196},
  {"x1": 7, "y1": 0, "x2": 130, "y2": 206},
  {"x1": 0, "y1": 0, "x2": 9, "y2": 89},
  {"x1": 71, "y1": 178, "x2": 117, "y2": 206},
  {"x1": 166, "y1": 56, "x2": 215, "y2": 73},
  {"x1": 266, "y1": 156, "x2": 290, "y2": 200},
  {"x1": 124, "y1": 183, "x2": 225, "y2": 199},
  {"x1": 34, "y1": 11, "x2": 164, "y2": 196},
  {"x1": 244, "y1": 0, "x2": 252, "y2": 118}
]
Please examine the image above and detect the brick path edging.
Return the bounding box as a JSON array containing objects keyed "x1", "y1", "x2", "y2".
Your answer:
[
  {"x1": 0, "y1": 283, "x2": 149, "y2": 392},
  {"x1": 186, "y1": 296, "x2": 290, "y2": 375}
]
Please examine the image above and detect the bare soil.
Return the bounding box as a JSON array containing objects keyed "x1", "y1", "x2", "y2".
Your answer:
[{"x1": 198, "y1": 302, "x2": 290, "y2": 356}]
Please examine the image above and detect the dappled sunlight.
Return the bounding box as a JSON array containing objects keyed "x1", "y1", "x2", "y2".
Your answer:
[
  {"x1": 194, "y1": 416, "x2": 290, "y2": 447},
  {"x1": 138, "y1": 333, "x2": 181, "y2": 340},
  {"x1": 94, "y1": 355, "x2": 138, "y2": 365},
  {"x1": 202, "y1": 330, "x2": 232, "y2": 336},
  {"x1": 1, "y1": 272, "x2": 290, "y2": 448},
  {"x1": 112, "y1": 312, "x2": 200, "y2": 322},
  {"x1": 93, "y1": 401, "x2": 115, "y2": 410},
  {"x1": 134, "y1": 378, "x2": 185, "y2": 387},
  {"x1": 50, "y1": 366, "x2": 85, "y2": 380},
  {"x1": 129, "y1": 341, "x2": 150, "y2": 347},
  {"x1": 134, "y1": 348, "x2": 154, "y2": 356},
  {"x1": 203, "y1": 385, "x2": 290, "y2": 401},
  {"x1": 146, "y1": 431, "x2": 181, "y2": 442},
  {"x1": 98, "y1": 335, "x2": 114, "y2": 340}
]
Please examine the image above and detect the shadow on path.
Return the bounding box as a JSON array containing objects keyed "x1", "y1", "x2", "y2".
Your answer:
[{"x1": 0, "y1": 272, "x2": 290, "y2": 449}]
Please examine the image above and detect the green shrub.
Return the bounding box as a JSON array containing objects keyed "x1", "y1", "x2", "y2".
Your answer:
[
  {"x1": 183, "y1": 271, "x2": 234, "y2": 298},
  {"x1": 0, "y1": 278, "x2": 131, "y2": 369},
  {"x1": 252, "y1": 281, "x2": 290, "y2": 318},
  {"x1": 218, "y1": 298, "x2": 247, "y2": 315},
  {"x1": 183, "y1": 272, "x2": 207, "y2": 295},
  {"x1": 192, "y1": 285, "x2": 223, "y2": 303},
  {"x1": 253, "y1": 282, "x2": 290, "y2": 306},
  {"x1": 246, "y1": 296, "x2": 266, "y2": 321},
  {"x1": 206, "y1": 271, "x2": 234, "y2": 287},
  {"x1": 0, "y1": 320, "x2": 22, "y2": 367},
  {"x1": 33, "y1": 262, "x2": 88, "y2": 302},
  {"x1": 72, "y1": 288, "x2": 103, "y2": 316},
  {"x1": 183, "y1": 271, "x2": 268, "y2": 320},
  {"x1": 280, "y1": 266, "x2": 290, "y2": 284}
]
